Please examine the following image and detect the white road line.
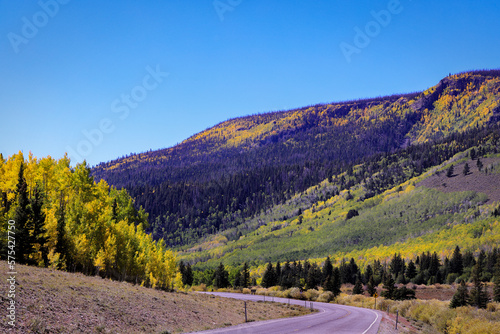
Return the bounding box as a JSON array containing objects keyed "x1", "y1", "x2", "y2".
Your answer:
[{"x1": 361, "y1": 310, "x2": 379, "y2": 334}]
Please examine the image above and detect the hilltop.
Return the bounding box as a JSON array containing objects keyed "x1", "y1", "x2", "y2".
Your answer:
[{"x1": 92, "y1": 70, "x2": 500, "y2": 250}]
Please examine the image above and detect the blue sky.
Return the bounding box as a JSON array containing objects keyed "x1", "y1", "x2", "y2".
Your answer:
[{"x1": 1, "y1": 0, "x2": 499, "y2": 166}]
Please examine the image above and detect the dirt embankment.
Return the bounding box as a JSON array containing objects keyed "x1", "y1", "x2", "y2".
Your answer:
[{"x1": 0, "y1": 262, "x2": 309, "y2": 333}]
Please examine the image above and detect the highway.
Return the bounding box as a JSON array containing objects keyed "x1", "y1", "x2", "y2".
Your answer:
[{"x1": 191, "y1": 292, "x2": 382, "y2": 334}]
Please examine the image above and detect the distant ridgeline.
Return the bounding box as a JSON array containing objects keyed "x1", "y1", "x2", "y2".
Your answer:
[{"x1": 92, "y1": 70, "x2": 500, "y2": 248}]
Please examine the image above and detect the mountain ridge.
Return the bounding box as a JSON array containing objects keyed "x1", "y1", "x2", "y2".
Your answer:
[{"x1": 92, "y1": 69, "x2": 500, "y2": 248}]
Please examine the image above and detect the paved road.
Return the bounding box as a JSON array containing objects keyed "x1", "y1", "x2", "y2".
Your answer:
[{"x1": 191, "y1": 292, "x2": 382, "y2": 334}]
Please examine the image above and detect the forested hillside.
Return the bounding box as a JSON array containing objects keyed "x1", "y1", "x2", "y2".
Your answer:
[
  {"x1": 92, "y1": 70, "x2": 500, "y2": 248},
  {"x1": 0, "y1": 153, "x2": 178, "y2": 289}
]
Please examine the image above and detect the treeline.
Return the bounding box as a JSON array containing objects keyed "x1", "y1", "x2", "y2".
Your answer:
[
  {"x1": 0, "y1": 153, "x2": 177, "y2": 289},
  {"x1": 184, "y1": 246, "x2": 500, "y2": 308}
]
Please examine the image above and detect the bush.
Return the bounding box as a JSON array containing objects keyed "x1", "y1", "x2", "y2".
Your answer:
[
  {"x1": 242, "y1": 288, "x2": 251, "y2": 294},
  {"x1": 317, "y1": 291, "x2": 335, "y2": 303},
  {"x1": 304, "y1": 289, "x2": 320, "y2": 301},
  {"x1": 290, "y1": 287, "x2": 304, "y2": 300}
]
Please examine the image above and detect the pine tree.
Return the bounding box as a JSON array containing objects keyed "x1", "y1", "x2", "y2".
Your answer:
[
  {"x1": 446, "y1": 165, "x2": 454, "y2": 177},
  {"x1": 450, "y1": 280, "x2": 469, "y2": 308},
  {"x1": 353, "y1": 277, "x2": 364, "y2": 295},
  {"x1": 322, "y1": 256, "x2": 333, "y2": 283},
  {"x1": 367, "y1": 275, "x2": 376, "y2": 296},
  {"x1": 30, "y1": 185, "x2": 48, "y2": 266},
  {"x1": 477, "y1": 158, "x2": 483, "y2": 172},
  {"x1": 493, "y1": 257, "x2": 500, "y2": 302},
  {"x1": 382, "y1": 274, "x2": 396, "y2": 299},
  {"x1": 214, "y1": 262, "x2": 229, "y2": 289},
  {"x1": 468, "y1": 263, "x2": 488, "y2": 308},
  {"x1": 55, "y1": 194, "x2": 68, "y2": 269},
  {"x1": 184, "y1": 263, "x2": 193, "y2": 286},
  {"x1": 13, "y1": 162, "x2": 34, "y2": 264},
  {"x1": 261, "y1": 262, "x2": 276, "y2": 288},
  {"x1": 462, "y1": 163, "x2": 470, "y2": 176},
  {"x1": 325, "y1": 268, "x2": 341, "y2": 297},
  {"x1": 450, "y1": 246, "x2": 464, "y2": 275},
  {"x1": 242, "y1": 262, "x2": 250, "y2": 288},
  {"x1": 406, "y1": 260, "x2": 417, "y2": 280}
]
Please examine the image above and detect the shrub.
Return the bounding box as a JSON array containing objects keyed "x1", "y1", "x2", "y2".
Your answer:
[
  {"x1": 317, "y1": 291, "x2": 334, "y2": 303},
  {"x1": 304, "y1": 289, "x2": 320, "y2": 301},
  {"x1": 290, "y1": 287, "x2": 304, "y2": 300}
]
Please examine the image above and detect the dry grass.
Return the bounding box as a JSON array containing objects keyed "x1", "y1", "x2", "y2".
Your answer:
[
  {"x1": 417, "y1": 157, "x2": 500, "y2": 202},
  {"x1": 0, "y1": 262, "x2": 310, "y2": 333}
]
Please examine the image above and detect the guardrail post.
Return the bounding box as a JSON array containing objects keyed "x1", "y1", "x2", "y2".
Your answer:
[
  {"x1": 395, "y1": 310, "x2": 399, "y2": 330},
  {"x1": 244, "y1": 301, "x2": 247, "y2": 323}
]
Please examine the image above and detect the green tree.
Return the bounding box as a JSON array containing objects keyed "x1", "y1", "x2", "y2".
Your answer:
[
  {"x1": 366, "y1": 275, "x2": 376, "y2": 296},
  {"x1": 477, "y1": 158, "x2": 483, "y2": 171},
  {"x1": 322, "y1": 256, "x2": 333, "y2": 283},
  {"x1": 242, "y1": 262, "x2": 251, "y2": 288},
  {"x1": 468, "y1": 264, "x2": 488, "y2": 308},
  {"x1": 325, "y1": 268, "x2": 341, "y2": 297},
  {"x1": 214, "y1": 262, "x2": 229, "y2": 289},
  {"x1": 450, "y1": 280, "x2": 469, "y2": 308},
  {"x1": 492, "y1": 257, "x2": 500, "y2": 302},
  {"x1": 406, "y1": 260, "x2": 417, "y2": 280},
  {"x1": 353, "y1": 277, "x2": 364, "y2": 295},
  {"x1": 261, "y1": 262, "x2": 277, "y2": 288},
  {"x1": 30, "y1": 185, "x2": 48, "y2": 266},
  {"x1": 55, "y1": 194, "x2": 68, "y2": 269},
  {"x1": 13, "y1": 162, "x2": 34, "y2": 264},
  {"x1": 462, "y1": 163, "x2": 470, "y2": 176},
  {"x1": 382, "y1": 274, "x2": 396, "y2": 299},
  {"x1": 450, "y1": 246, "x2": 464, "y2": 275},
  {"x1": 446, "y1": 165, "x2": 454, "y2": 177}
]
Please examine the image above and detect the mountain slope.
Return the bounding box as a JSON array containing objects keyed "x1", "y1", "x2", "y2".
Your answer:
[
  {"x1": 92, "y1": 70, "x2": 500, "y2": 248},
  {"x1": 178, "y1": 132, "x2": 500, "y2": 270}
]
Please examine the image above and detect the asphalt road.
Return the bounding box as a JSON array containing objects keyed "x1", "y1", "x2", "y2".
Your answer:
[{"x1": 191, "y1": 292, "x2": 382, "y2": 334}]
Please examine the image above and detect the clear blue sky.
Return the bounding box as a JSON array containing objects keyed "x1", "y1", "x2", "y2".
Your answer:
[{"x1": 1, "y1": 0, "x2": 499, "y2": 166}]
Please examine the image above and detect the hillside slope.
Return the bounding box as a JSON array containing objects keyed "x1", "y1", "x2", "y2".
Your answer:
[
  {"x1": 0, "y1": 262, "x2": 308, "y2": 334},
  {"x1": 92, "y1": 70, "x2": 500, "y2": 247},
  {"x1": 179, "y1": 139, "x2": 500, "y2": 270}
]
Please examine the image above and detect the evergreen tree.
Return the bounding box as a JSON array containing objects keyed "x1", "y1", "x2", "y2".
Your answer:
[
  {"x1": 275, "y1": 261, "x2": 281, "y2": 284},
  {"x1": 261, "y1": 262, "x2": 276, "y2": 288},
  {"x1": 446, "y1": 165, "x2": 454, "y2": 177},
  {"x1": 364, "y1": 265, "x2": 373, "y2": 284},
  {"x1": 468, "y1": 263, "x2": 488, "y2": 308},
  {"x1": 214, "y1": 262, "x2": 229, "y2": 289},
  {"x1": 477, "y1": 158, "x2": 483, "y2": 171},
  {"x1": 462, "y1": 163, "x2": 470, "y2": 176},
  {"x1": 470, "y1": 148, "x2": 476, "y2": 160},
  {"x1": 406, "y1": 260, "x2": 417, "y2": 280},
  {"x1": 382, "y1": 274, "x2": 396, "y2": 299},
  {"x1": 389, "y1": 253, "x2": 405, "y2": 277},
  {"x1": 13, "y1": 162, "x2": 34, "y2": 264},
  {"x1": 450, "y1": 246, "x2": 464, "y2": 275},
  {"x1": 325, "y1": 267, "x2": 341, "y2": 297},
  {"x1": 353, "y1": 277, "x2": 364, "y2": 295},
  {"x1": 366, "y1": 275, "x2": 376, "y2": 296},
  {"x1": 450, "y1": 280, "x2": 469, "y2": 308},
  {"x1": 494, "y1": 257, "x2": 500, "y2": 303},
  {"x1": 322, "y1": 256, "x2": 333, "y2": 283},
  {"x1": 184, "y1": 263, "x2": 194, "y2": 286},
  {"x1": 242, "y1": 262, "x2": 251, "y2": 288},
  {"x1": 31, "y1": 185, "x2": 48, "y2": 266},
  {"x1": 55, "y1": 194, "x2": 68, "y2": 269},
  {"x1": 306, "y1": 263, "x2": 322, "y2": 290}
]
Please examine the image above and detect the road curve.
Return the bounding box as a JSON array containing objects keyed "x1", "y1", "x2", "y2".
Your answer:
[{"x1": 190, "y1": 292, "x2": 382, "y2": 334}]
